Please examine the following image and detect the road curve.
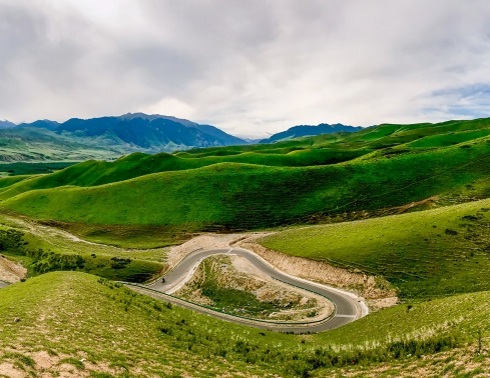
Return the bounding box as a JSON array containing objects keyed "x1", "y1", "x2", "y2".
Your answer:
[{"x1": 127, "y1": 247, "x2": 368, "y2": 333}]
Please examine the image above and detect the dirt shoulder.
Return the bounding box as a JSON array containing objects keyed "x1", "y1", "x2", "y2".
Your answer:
[
  {"x1": 165, "y1": 233, "x2": 266, "y2": 268},
  {"x1": 234, "y1": 235, "x2": 398, "y2": 311},
  {"x1": 166, "y1": 232, "x2": 397, "y2": 311},
  {"x1": 175, "y1": 254, "x2": 335, "y2": 322},
  {"x1": 0, "y1": 256, "x2": 26, "y2": 283}
]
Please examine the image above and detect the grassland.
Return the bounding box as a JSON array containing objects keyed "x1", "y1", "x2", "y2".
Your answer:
[
  {"x1": 0, "y1": 214, "x2": 165, "y2": 282},
  {"x1": 0, "y1": 161, "x2": 75, "y2": 176},
  {"x1": 1, "y1": 118, "x2": 490, "y2": 376},
  {"x1": 260, "y1": 197, "x2": 490, "y2": 299},
  {"x1": 2, "y1": 271, "x2": 490, "y2": 377},
  {"x1": 0, "y1": 123, "x2": 488, "y2": 248}
]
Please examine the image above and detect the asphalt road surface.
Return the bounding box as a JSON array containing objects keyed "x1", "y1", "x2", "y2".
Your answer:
[{"x1": 127, "y1": 247, "x2": 368, "y2": 333}]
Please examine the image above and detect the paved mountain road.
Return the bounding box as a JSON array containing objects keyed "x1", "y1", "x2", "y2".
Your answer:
[{"x1": 127, "y1": 247, "x2": 368, "y2": 333}]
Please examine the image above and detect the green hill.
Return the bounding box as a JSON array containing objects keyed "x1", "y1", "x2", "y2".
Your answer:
[
  {"x1": 0, "y1": 134, "x2": 489, "y2": 246},
  {"x1": 0, "y1": 216, "x2": 165, "y2": 282},
  {"x1": 259, "y1": 197, "x2": 490, "y2": 299},
  {"x1": 1, "y1": 271, "x2": 489, "y2": 377},
  {"x1": 4, "y1": 116, "x2": 490, "y2": 193},
  {"x1": 2, "y1": 117, "x2": 490, "y2": 376}
]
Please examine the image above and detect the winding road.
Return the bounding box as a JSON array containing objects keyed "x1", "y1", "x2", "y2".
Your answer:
[{"x1": 127, "y1": 247, "x2": 368, "y2": 333}]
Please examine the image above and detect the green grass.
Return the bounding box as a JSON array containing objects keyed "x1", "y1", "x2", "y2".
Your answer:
[
  {"x1": 1, "y1": 118, "x2": 490, "y2": 375},
  {"x1": 2, "y1": 117, "x2": 490, "y2": 196},
  {"x1": 0, "y1": 161, "x2": 76, "y2": 175},
  {"x1": 0, "y1": 214, "x2": 166, "y2": 282},
  {"x1": 38, "y1": 221, "x2": 193, "y2": 249},
  {"x1": 2, "y1": 117, "x2": 490, "y2": 375},
  {"x1": 3, "y1": 271, "x2": 490, "y2": 377},
  {"x1": 0, "y1": 272, "x2": 288, "y2": 377},
  {"x1": 0, "y1": 136, "x2": 489, "y2": 244},
  {"x1": 260, "y1": 198, "x2": 490, "y2": 299}
]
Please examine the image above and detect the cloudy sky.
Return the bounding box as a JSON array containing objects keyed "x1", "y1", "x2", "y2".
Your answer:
[{"x1": 2, "y1": 1, "x2": 490, "y2": 137}]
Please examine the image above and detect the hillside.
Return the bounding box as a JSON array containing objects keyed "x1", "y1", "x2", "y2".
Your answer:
[
  {"x1": 259, "y1": 197, "x2": 490, "y2": 299},
  {"x1": 0, "y1": 120, "x2": 15, "y2": 129},
  {"x1": 0, "y1": 117, "x2": 490, "y2": 375},
  {"x1": 0, "y1": 271, "x2": 489, "y2": 377},
  {"x1": 0, "y1": 117, "x2": 489, "y2": 245}
]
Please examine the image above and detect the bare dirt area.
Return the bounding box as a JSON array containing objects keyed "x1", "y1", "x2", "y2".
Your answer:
[
  {"x1": 164, "y1": 231, "x2": 396, "y2": 311},
  {"x1": 165, "y1": 232, "x2": 269, "y2": 268},
  {"x1": 0, "y1": 348, "x2": 125, "y2": 378},
  {"x1": 0, "y1": 255, "x2": 26, "y2": 283},
  {"x1": 175, "y1": 254, "x2": 334, "y2": 322},
  {"x1": 235, "y1": 235, "x2": 398, "y2": 311}
]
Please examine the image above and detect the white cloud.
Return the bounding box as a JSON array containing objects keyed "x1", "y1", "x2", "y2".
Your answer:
[
  {"x1": 2, "y1": 1, "x2": 490, "y2": 136},
  {"x1": 141, "y1": 97, "x2": 195, "y2": 119}
]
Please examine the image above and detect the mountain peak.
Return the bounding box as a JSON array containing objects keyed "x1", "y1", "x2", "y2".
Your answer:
[
  {"x1": 119, "y1": 113, "x2": 198, "y2": 127},
  {"x1": 0, "y1": 119, "x2": 16, "y2": 129}
]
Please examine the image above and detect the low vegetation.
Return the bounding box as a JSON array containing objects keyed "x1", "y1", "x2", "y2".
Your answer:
[
  {"x1": 0, "y1": 216, "x2": 165, "y2": 282},
  {"x1": 260, "y1": 198, "x2": 490, "y2": 299},
  {"x1": 0, "y1": 134, "x2": 489, "y2": 248},
  {"x1": 0, "y1": 161, "x2": 75, "y2": 176},
  {"x1": 1, "y1": 271, "x2": 490, "y2": 377},
  {"x1": 1, "y1": 118, "x2": 490, "y2": 376},
  {"x1": 176, "y1": 255, "x2": 325, "y2": 321}
]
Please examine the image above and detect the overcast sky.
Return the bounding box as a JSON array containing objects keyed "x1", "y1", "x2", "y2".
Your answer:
[{"x1": 2, "y1": 1, "x2": 490, "y2": 137}]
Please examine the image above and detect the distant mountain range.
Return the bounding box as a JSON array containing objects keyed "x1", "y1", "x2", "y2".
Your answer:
[
  {"x1": 0, "y1": 114, "x2": 363, "y2": 161},
  {"x1": 259, "y1": 123, "x2": 363, "y2": 143},
  {"x1": 0, "y1": 120, "x2": 16, "y2": 129},
  {"x1": 18, "y1": 113, "x2": 246, "y2": 149}
]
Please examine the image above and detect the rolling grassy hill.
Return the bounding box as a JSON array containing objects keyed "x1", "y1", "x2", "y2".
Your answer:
[
  {"x1": 1, "y1": 271, "x2": 489, "y2": 377},
  {"x1": 0, "y1": 215, "x2": 165, "y2": 282},
  {"x1": 259, "y1": 197, "x2": 490, "y2": 299},
  {"x1": 0, "y1": 122, "x2": 488, "y2": 247},
  {"x1": 1, "y1": 117, "x2": 490, "y2": 376}
]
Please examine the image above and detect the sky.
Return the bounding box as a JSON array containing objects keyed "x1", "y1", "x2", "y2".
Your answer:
[{"x1": 2, "y1": 1, "x2": 490, "y2": 137}]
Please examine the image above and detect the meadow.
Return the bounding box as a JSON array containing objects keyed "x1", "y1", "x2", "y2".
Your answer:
[
  {"x1": 260, "y1": 198, "x2": 490, "y2": 299},
  {"x1": 0, "y1": 271, "x2": 489, "y2": 377},
  {"x1": 0, "y1": 118, "x2": 490, "y2": 376},
  {"x1": 0, "y1": 118, "x2": 488, "y2": 248}
]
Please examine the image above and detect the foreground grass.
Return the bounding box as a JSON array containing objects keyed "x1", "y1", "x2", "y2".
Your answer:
[
  {"x1": 260, "y1": 198, "x2": 490, "y2": 299},
  {"x1": 3, "y1": 271, "x2": 490, "y2": 377},
  {"x1": 0, "y1": 272, "x2": 285, "y2": 377}
]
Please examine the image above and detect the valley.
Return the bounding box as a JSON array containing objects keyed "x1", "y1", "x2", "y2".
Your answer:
[{"x1": 0, "y1": 117, "x2": 489, "y2": 376}]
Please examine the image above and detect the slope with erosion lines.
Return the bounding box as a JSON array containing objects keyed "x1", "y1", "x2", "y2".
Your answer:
[
  {"x1": 259, "y1": 197, "x2": 490, "y2": 299},
  {"x1": 1, "y1": 117, "x2": 490, "y2": 201},
  {"x1": 0, "y1": 138, "x2": 489, "y2": 235}
]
